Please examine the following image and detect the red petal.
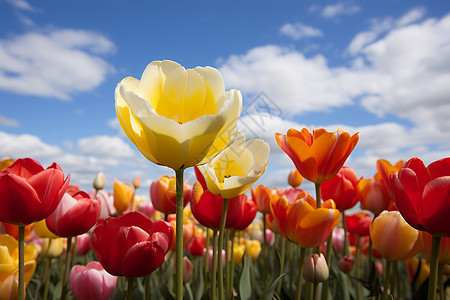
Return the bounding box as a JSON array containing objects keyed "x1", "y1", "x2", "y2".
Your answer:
[{"x1": 421, "y1": 177, "x2": 450, "y2": 237}]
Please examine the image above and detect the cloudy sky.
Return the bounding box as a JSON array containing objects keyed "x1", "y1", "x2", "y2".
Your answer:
[{"x1": 1, "y1": 0, "x2": 450, "y2": 197}]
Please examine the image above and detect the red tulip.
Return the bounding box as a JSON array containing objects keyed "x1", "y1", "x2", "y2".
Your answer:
[
  {"x1": 251, "y1": 185, "x2": 272, "y2": 214},
  {"x1": 0, "y1": 158, "x2": 70, "y2": 226},
  {"x1": 391, "y1": 157, "x2": 450, "y2": 237},
  {"x1": 191, "y1": 181, "x2": 257, "y2": 230},
  {"x1": 187, "y1": 235, "x2": 206, "y2": 256},
  {"x1": 91, "y1": 212, "x2": 173, "y2": 277},
  {"x1": 70, "y1": 261, "x2": 117, "y2": 300},
  {"x1": 345, "y1": 211, "x2": 372, "y2": 237},
  {"x1": 46, "y1": 191, "x2": 101, "y2": 237},
  {"x1": 321, "y1": 166, "x2": 359, "y2": 211}
]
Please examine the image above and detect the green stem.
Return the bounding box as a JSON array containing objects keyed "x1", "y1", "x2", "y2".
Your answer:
[
  {"x1": 218, "y1": 198, "x2": 229, "y2": 300},
  {"x1": 61, "y1": 236, "x2": 73, "y2": 300},
  {"x1": 228, "y1": 231, "x2": 235, "y2": 300},
  {"x1": 204, "y1": 228, "x2": 210, "y2": 291},
  {"x1": 211, "y1": 229, "x2": 218, "y2": 300},
  {"x1": 289, "y1": 242, "x2": 294, "y2": 295},
  {"x1": 427, "y1": 235, "x2": 441, "y2": 300},
  {"x1": 42, "y1": 258, "x2": 52, "y2": 300},
  {"x1": 342, "y1": 212, "x2": 349, "y2": 257},
  {"x1": 18, "y1": 226, "x2": 25, "y2": 300},
  {"x1": 438, "y1": 263, "x2": 444, "y2": 300},
  {"x1": 175, "y1": 168, "x2": 185, "y2": 300},
  {"x1": 72, "y1": 236, "x2": 78, "y2": 267},
  {"x1": 313, "y1": 282, "x2": 319, "y2": 300},
  {"x1": 321, "y1": 231, "x2": 333, "y2": 300},
  {"x1": 275, "y1": 236, "x2": 286, "y2": 294},
  {"x1": 295, "y1": 247, "x2": 306, "y2": 300},
  {"x1": 314, "y1": 182, "x2": 321, "y2": 255},
  {"x1": 127, "y1": 277, "x2": 134, "y2": 300},
  {"x1": 355, "y1": 236, "x2": 363, "y2": 300},
  {"x1": 262, "y1": 213, "x2": 268, "y2": 292},
  {"x1": 382, "y1": 259, "x2": 391, "y2": 300}
]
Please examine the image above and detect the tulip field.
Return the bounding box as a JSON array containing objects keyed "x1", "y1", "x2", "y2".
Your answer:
[{"x1": 0, "y1": 60, "x2": 449, "y2": 300}]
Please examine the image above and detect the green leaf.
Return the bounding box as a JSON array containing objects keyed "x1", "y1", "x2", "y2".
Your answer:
[
  {"x1": 260, "y1": 274, "x2": 285, "y2": 300},
  {"x1": 239, "y1": 255, "x2": 252, "y2": 300}
]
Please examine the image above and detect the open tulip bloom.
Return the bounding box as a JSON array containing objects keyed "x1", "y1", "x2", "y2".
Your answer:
[{"x1": 115, "y1": 60, "x2": 242, "y2": 171}]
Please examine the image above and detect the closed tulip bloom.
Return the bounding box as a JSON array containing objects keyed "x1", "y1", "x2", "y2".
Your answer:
[
  {"x1": 276, "y1": 128, "x2": 359, "y2": 184},
  {"x1": 191, "y1": 180, "x2": 257, "y2": 230},
  {"x1": 186, "y1": 235, "x2": 206, "y2": 257},
  {"x1": 115, "y1": 60, "x2": 242, "y2": 171},
  {"x1": 76, "y1": 233, "x2": 92, "y2": 256},
  {"x1": 169, "y1": 219, "x2": 194, "y2": 252},
  {"x1": 233, "y1": 244, "x2": 245, "y2": 265},
  {"x1": 337, "y1": 256, "x2": 354, "y2": 274},
  {"x1": 91, "y1": 190, "x2": 117, "y2": 219},
  {"x1": 270, "y1": 190, "x2": 340, "y2": 248},
  {"x1": 375, "y1": 159, "x2": 404, "y2": 198},
  {"x1": 357, "y1": 177, "x2": 392, "y2": 216},
  {"x1": 197, "y1": 132, "x2": 270, "y2": 199},
  {"x1": 391, "y1": 157, "x2": 450, "y2": 237},
  {"x1": 40, "y1": 238, "x2": 64, "y2": 258},
  {"x1": 0, "y1": 234, "x2": 38, "y2": 298},
  {"x1": 91, "y1": 212, "x2": 173, "y2": 277},
  {"x1": 251, "y1": 185, "x2": 272, "y2": 214},
  {"x1": 303, "y1": 253, "x2": 329, "y2": 283},
  {"x1": 0, "y1": 158, "x2": 70, "y2": 225},
  {"x1": 46, "y1": 191, "x2": 101, "y2": 237},
  {"x1": 288, "y1": 169, "x2": 303, "y2": 188},
  {"x1": 150, "y1": 175, "x2": 192, "y2": 214},
  {"x1": 345, "y1": 211, "x2": 372, "y2": 237},
  {"x1": 137, "y1": 201, "x2": 156, "y2": 219},
  {"x1": 370, "y1": 210, "x2": 423, "y2": 261},
  {"x1": 113, "y1": 180, "x2": 135, "y2": 213},
  {"x1": 321, "y1": 166, "x2": 359, "y2": 211},
  {"x1": 93, "y1": 172, "x2": 106, "y2": 191},
  {"x1": 245, "y1": 240, "x2": 261, "y2": 260},
  {"x1": 70, "y1": 261, "x2": 117, "y2": 300}
]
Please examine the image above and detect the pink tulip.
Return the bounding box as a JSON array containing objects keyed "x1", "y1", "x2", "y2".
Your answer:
[
  {"x1": 76, "y1": 233, "x2": 91, "y2": 256},
  {"x1": 70, "y1": 261, "x2": 117, "y2": 300}
]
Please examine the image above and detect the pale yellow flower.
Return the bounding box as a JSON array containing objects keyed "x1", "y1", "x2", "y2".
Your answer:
[
  {"x1": 198, "y1": 132, "x2": 270, "y2": 199},
  {"x1": 115, "y1": 60, "x2": 242, "y2": 170}
]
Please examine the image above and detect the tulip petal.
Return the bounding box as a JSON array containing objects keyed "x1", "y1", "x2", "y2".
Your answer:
[
  {"x1": 428, "y1": 157, "x2": 450, "y2": 180},
  {"x1": 421, "y1": 177, "x2": 450, "y2": 236}
]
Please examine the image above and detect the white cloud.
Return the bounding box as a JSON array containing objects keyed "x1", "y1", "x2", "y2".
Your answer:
[
  {"x1": 320, "y1": 3, "x2": 360, "y2": 19},
  {"x1": 280, "y1": 22, "x2": 323, "y2": 40},
  {"x1": 6, "y1": 0, "x2": 35, "y2": 11},
  {"x1": 0, "y1": 116, "x2": 19, "y2": 127},
  {"x1": 0, "y1": 29, "x2": 116, "y2": 100},
  {"x1": 0, "y1": 131, "x2": 62, "y2": 158},
  {"x1": 77, "y1": 135, "x2": 135, "y2": 158}
]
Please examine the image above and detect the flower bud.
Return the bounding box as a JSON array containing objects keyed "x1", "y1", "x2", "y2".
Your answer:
[
  {"x1": 182, "y1": 257, "x2": 193, "y2": 284},
  {"x1": 303, "y1": 253, "x2": 329, "y2": 283},
  {"x1": 337, "y1": 256, "x2": 354, "y2": 274},
  {"x1": 288, "y1": 169, "x2": 303, "y2": 188},
  {"x1": 93, "y1": 172, "x2": 106, "y2": 191},
  {"x1": 133, "y1": 176, "x2": 141, "y2": 189}
]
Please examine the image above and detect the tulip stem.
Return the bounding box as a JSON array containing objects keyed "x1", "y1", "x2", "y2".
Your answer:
[
  {"x1": 342, "y1": 212, "x2": 349, "y2": 257},
  {"x1": 295, "y1": 247, "x2": 306, "y2": 300},
  {"x1": 427, "y1": 235, "x2": 441, "y2": 300},
  {"x1": 18, "y1": 225, "x2": 25, "y2": 300},
  {"x1": 175, "y1": 168, "x2": 185, "y2": 300},
  {"x1": 204, "y1": 228, "x2": 210, "y2": 292},
  {"x1": 227, "y1": 230, "x2": 235, "y2": 300},
  {"x1": 127, "y1": 277, "x2": 134, "y2": 300},
  {"x1": 275, "y1": 236, "x2": 286, "y2": 295},
  {"x1": 262, "y1": 213, "x2": 268, "y2": 292},
  {"x1": 211, "y1": 229, "x2": 218, "y2": 300},
  {"x1": 61, "y1": 236, "x2": 73, "y2": 300},
  {"x1": 218, "y1": 198, "x2": 229, "y2": 300},
  {"x1": 42, "y1": 258, "x2": 52, "y2": 300},
  {"x1": 314, "y1": 182, "x2": 321, "y2": 255},
  {"x1": 438, "y1": 263, "x2": 444, "y2": 300},
  {"x1": 382, "y1": 259, "x2": 391, "y2": 300},
  {"x1": 355, "y1": 236, "x2": 363, "y2": 300},
  {"x1": 321, "y1": 230, "x2": 333, "y2": 300}
]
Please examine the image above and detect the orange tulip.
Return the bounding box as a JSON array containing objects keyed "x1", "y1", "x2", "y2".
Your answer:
[
  {"x1": 113, "y1": 180, "x2": 135, "y2": 213},
  {"x1": 150, "y1": 175, "x2": 191, "y2": 215},
  {"x1": 370, "y1": 210, "x2": 423, "y2": 261},
  {"x1": 288, "y1": 169, "x2": 303, "y2": 188},
  {"x1": 275, "y1": 128, "x2": 359, "y2": 184},
  {"x1": 251, "y1": 185, "x2": 272, "y2": 214},
  {"x1": 375, "y1": 159, "x2": 404, "y2": 199},
  {"x1": 357, "y1": 177, "x2": 393, "y2": 216},
  {"x1": 270, "y1": 189, "x2": 340, "y2": 248}
]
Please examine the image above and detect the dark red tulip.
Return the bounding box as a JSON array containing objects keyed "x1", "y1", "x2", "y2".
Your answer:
[
  {"x1": 345, "y1": 211, "x2": 372, "y2": 237},
  {"x1": 391, "y1": 157, "x2": 450, "y2": 237},
  {"x1": 91, "y1": 212, "x2": 173, "y2": 277},
  {"x1": 46, "y1": 191, "x2": 101, "y2": 237},
  {"x1": 0, "y1": 158, "x2": 70, "y2": 225}
]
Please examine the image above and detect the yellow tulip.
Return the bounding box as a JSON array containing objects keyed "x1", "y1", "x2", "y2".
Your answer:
[
  {"x1": 370, "y1": 210, "x2": 423, "y2": 261},
  {"x1": 245, "y1": 240, "x2": 261, "y2": 261},
  {"x1": 233, "y1": 244, "x2": 245, "y2": 265},
  {"x1": 115, "y1": 60, "x2": 242, "y2": 170},
  {"x1": 0, "y1": 234, "x2": 37, "y2": 299},
  {"x1": 40, "y1": 238, "x2": 64, "y2": 258},
  {"x1": 197, "y1": 132, "x2": 270, "y2": 199},
  {"x1": 34, "y1": 220, "x2": 58, "y2": 239},
  {"x1": 113, "y1": 179, "x2": 135, "y2": 213}
]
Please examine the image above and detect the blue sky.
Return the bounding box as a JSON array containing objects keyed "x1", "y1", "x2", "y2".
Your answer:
[{"x1": 1, "y1": 0, "x2": 450, "y2": 197}]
